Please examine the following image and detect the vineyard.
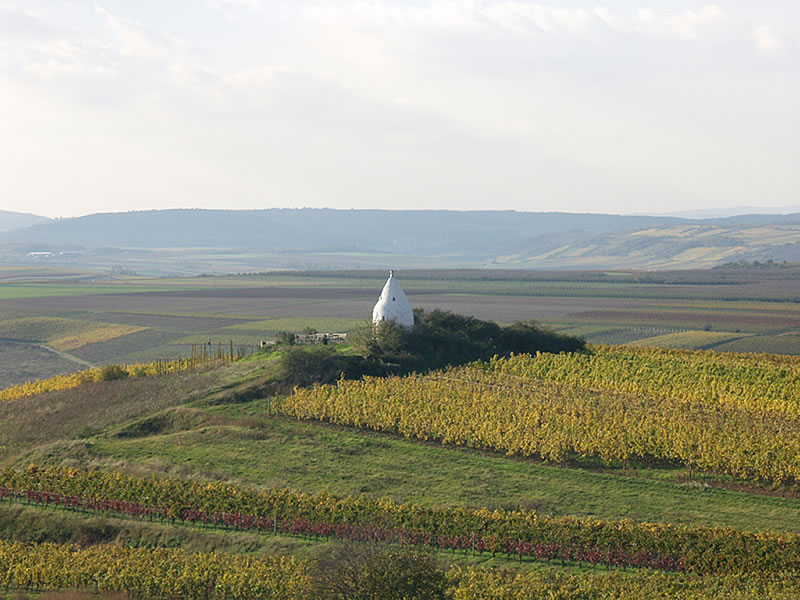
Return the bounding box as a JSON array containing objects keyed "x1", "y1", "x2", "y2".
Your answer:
[
  {"x1": 279, "y1": 347, "x2": 800, "y2": 485},
  {"x1": 2, "y1": 465, "x2": 798, "y2": 576},
  {"x1": 0, "y1": 539, "x2": 310, "y2": 599},
  {"x1": 2, "y1": 341, "x2": 800, "y2": 598},
  {"x1": 1, "y1": 541, "x2": 800, "y2": 599},
  {"x1": 447, "y1": 568, "x2": 800, "y2": 600},
  {"x1": 483, "y1": 346, "x2": 800, "y2": 414}
]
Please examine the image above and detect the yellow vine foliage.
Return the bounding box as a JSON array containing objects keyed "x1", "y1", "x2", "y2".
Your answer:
[
  {"x1": 1, "y1": 538, "x2": 798, "y2": 599},
  {"x1": 0, "y1": 540, "x2": 311, "y2": 599},
  {"x1": 281, "y1": 347, "x2": 800, "y2": 484},
  {"x1": 4, "y1": 464, "x2": 799, "y2": 576},
  {"x1": 488, "y1": 345, "x2": 800, "y2": 415},
  {"x1": 50, "y1": 323, "x2": 148, "y2": 351},
  {"x1": 447, "y1": 568, "x2": 800, "y2": 600}
]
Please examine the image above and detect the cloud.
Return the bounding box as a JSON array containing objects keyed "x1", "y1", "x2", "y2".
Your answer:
[
  {"x1": 302, "y1": 2, "x2": 733, "y2": 42},
  {"x1": 26, "y1": 56, "x2": 116, "y2": 80},
  {"x1": 0, "y1": 5, "x2": 58, "y2": 39},
  {"x1": 636, "y1": 5, "x2": 728, "y2": 40},
  {"x1": 753, "y1": 25, "x2": 782, "y2": 53},
  {"x1": 0, "y1": 1, "x2": 797, "y2": 218},
  {"x1": 479, "y1": 3, "x2": 732, "y2": 40},
  {"x1": 94, "y1": 4, "x2": 184, "y2": 59},
  {"x1": 482, "y1": 4, "x2": 594, "y2": 35}
]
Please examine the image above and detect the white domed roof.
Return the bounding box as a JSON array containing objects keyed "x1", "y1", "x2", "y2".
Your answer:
[{"x1": 372, "y1": 271, "x2": 414, "y2": 328}]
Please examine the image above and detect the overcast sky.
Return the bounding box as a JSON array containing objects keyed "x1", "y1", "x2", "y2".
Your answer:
[{"x1": 1, "y1": 1, "x2": 797, "y2": 218}]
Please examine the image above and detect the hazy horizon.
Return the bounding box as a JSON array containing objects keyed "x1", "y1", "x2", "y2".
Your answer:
[
  {"x1": 8, "y1": 204, "x2": 800, "y2": 222},
  {"x1": 2, "y1": 2, "x2": 797, "y2": 219}
]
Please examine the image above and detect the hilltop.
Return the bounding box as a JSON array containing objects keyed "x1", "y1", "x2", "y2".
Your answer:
[{"x1": 0, "y1": 210, "x2": 50, "y2": 232}]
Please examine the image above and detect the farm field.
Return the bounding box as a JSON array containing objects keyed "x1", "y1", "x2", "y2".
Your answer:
[
  {"x1": 1, "y1": 265, "x2": 800, "y2": 388},
  {"x1": 1, "y1": 344, "x2": 799, "y2": 598}
]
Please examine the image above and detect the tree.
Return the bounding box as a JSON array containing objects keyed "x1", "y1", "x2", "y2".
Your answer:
[
  {"x1": 276, "y1": 331, "x2": 296, "y2": 345},
  {"x1": 313, "y1": 543, "x2": 447, "y2": 600}
]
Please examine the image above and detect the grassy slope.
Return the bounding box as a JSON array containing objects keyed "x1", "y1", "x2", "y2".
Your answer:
[
  {"x1": 81, "y1": 413, "x2": 800, "y2": 534},
  {"x1": 0, "y1": 358, "x2": 274, "y2": 463}
]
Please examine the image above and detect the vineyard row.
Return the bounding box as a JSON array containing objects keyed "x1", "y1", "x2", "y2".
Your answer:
[
  {"x1": 280, "y1": 355, "x2": 800, "y2": 484},
  {"x1": 0, "y1": 486, "x2": 682, "y2": 572},
  {"x1": 2, "y1": 540, "x2": 799, "y2": 600},
  {"x1": 2, "y1": 465, "x2": 798, "y2": 575},
  {"x1": 486, "y1": 346, "x2": 800, "y2": 414}
]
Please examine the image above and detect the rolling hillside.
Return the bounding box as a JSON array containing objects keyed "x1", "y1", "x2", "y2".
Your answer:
[
  {"x1": 502, "y1": 223, "x2": 800, "y2": 269},
  {"x1": 1, "y1": 345, "x2": 799, "y2": 598},
  {"x1": 3, "y1": 209, "x2": 800, "y2": 270}
]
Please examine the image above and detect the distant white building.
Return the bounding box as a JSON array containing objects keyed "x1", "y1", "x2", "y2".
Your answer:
[{"x1": 372, "y1": 270, "x2": 414, "y2": 328}]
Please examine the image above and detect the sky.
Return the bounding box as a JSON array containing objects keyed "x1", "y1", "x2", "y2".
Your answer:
[{"x1": 0, "y1": 1, "x2": 797, "y2": 219}]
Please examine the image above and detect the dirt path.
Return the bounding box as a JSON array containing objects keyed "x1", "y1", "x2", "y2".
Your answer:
[{"x1": 39, "y1": 344, "x2": 95, "y2": 368}]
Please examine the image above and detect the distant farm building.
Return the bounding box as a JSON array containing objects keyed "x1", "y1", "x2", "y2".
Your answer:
[{"x1": 372, "y1": 270, "x2": 414, "y2": 328}]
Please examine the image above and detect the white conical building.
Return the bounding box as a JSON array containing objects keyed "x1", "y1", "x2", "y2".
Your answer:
[{"x1": 372, "y1": 270, "x2": 414, "y2": 328}]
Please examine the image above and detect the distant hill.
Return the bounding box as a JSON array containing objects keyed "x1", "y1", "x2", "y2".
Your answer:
[
  {"x1": 3, "y1": 208, "x2": 800, "y2": 270},
  {"x1": 501, "y1": 221, "x2": 800, "y2": 269},
  {"x1": 653, "y1": 206, "x2": 800, "y2": 219},
  {"x1": 0, "y1": 210, "x2": 50, "y2": 232},
  {"x1": 0, "y1": 209, "x2": 685, "y2": 254}
]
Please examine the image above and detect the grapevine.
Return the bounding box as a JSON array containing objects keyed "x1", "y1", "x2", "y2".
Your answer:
[{"x1": 2, "y1": 465, "x2": 798, "y2": 575}]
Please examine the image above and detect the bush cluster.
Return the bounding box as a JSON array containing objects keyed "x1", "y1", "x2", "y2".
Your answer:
[
  {"x1": 351, "y1": 308, "x2": 585, "y2": 374},
  {"x1": 279, "y1": 309, "x2": 585, "y2": 386}
]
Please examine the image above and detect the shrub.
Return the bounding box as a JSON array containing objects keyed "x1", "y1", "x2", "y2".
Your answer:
[
  {"x1": 280, "y1": 347, "x2": 373, "y2": 387},
  {"x1": 313, "y1": 543, "x2": 447, "y2": 600},
  {"x1": 98, "y1": 364, "x2": 129, "y2": 382},
  {"x1": 276, "y1": 331, "x2": 296, "y2": 345}
]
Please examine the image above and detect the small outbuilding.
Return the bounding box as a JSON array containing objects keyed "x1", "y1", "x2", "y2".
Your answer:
[{"x1": 372, "y1": 270, "x2": 414, "y2": 329}]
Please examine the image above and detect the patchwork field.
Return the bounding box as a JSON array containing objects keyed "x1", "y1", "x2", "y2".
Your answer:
[
  {"x1": 1, "y1": 265, "x2": 800, "y2": 387},
  {"x1": 0, "y1": 316, "x2": 146, "y2": 351},
  {"x1": 627, "y1": 330, "x2": 750, "y2": 350}
]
